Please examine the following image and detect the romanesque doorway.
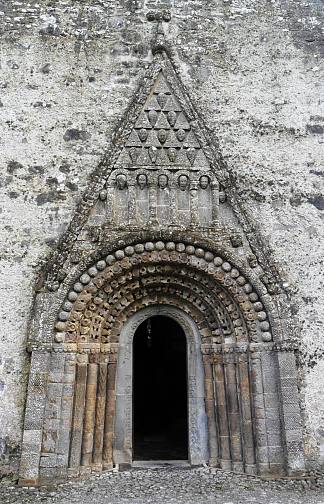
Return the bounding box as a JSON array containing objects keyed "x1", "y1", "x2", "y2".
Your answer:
[
  {"x1": 113, "y1": 305, "x2": 209, "y2": 468},
  {"x1": 133, "y1": 316, "x2": 188, "y2": 461},
  {"x1": 19, "y1": 241, "x2": 304, "y2": 484}
]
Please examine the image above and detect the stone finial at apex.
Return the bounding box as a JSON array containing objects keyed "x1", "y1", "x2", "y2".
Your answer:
[
  {"x1": 152, "y1": 23, "x2": 169, "y2": 56},
  {"x1": 146, "y1": 9, "x2": 171, "y2": 56},
  {"x1": 146, "y1": 10, "x2": 172, "y2": 23}
]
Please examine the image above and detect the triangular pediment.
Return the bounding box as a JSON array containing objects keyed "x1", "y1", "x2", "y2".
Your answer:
[
  {"x1": 115, "y1": 71, "x2": 210, "y2": 170},
  {"x1": 43, "y1": 42, "x2": 226, "y2": 289}
]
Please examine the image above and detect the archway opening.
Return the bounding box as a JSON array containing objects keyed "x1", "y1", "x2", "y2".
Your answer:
[{"x1": 133, "y1": 315, "x2": 188, "y2": 461}]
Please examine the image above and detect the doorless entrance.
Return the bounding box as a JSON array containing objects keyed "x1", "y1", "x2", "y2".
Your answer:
[
  {"x1": 113, "y1": 305, "x2": 209, "y2": 468},
  {"x1": 133, "y1": 316, "x2": 188, "y2": 460}
]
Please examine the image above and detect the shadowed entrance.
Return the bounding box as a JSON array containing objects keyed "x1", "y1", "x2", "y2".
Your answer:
[{"x1": 133, "y1": 316, "x2": 188, "y2": 461}]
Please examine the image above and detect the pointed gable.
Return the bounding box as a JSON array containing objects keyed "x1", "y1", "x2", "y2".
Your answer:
[
  {"x1": 155, "y1": 112, "x2": 171, "y2": 130},
  {"x1": 44, "y1": 54, "x2": 219, "y2": 288},
  {"x1": 116, "y1": 70, "x2": 211, "y2": 169},
  {"x1": 153, "y1": 73, "x2": 172, "y2": 94},
  {"x1": 144, "y1": 95, "x2": 161, "y2": 111}
]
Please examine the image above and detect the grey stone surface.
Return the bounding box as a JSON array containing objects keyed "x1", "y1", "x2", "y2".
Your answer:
[
  {"x1": 114, "y1": 306, "x2": 209, "y2": 467},
  {"x1": 0, "y1": 0, "x2": 323, "y2": 479},
  {"x1": 1, "y1": 467, "x2": 324, "y2": 504}
]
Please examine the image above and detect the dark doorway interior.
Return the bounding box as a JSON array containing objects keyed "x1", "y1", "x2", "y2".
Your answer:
[{"x1": 133, "y1": 315, "x2": 188, "y2": 460}]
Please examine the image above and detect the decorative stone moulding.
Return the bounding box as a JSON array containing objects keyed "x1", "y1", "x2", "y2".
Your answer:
[
  {"x1": 20, "y1": 20, "x2": 305, "y2": 488},
  {"x1": 43, "y1": 33, "x2": 236, "y2": 288},
  {"x1": 28, "y1": 238, "x2": 298, "y2": 484},
  {"x1": 115, "y1": 70, "x2": 210, "y2": 171},
  {"x1": 54, "y1": 241, "x2": 273, "y2": 350}
]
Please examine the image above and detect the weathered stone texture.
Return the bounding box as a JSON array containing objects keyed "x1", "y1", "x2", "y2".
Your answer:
[{"x1": 0, "y1": 0, "x2": 323, "y2": 474}]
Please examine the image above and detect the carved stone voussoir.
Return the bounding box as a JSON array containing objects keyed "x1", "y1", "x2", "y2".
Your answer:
[{"x1": 20, "y1": 25, "x2": 305, "y2": 486}]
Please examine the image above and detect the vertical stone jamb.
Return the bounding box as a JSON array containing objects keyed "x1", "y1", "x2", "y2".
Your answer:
[
  {"x1": 237, "y1": 352, "x2": 256, "y2": 474},
  {"x1": 213, "y1": 353, "x2": 231, "y2": 470},
  {"x1": 103, "y1": 354, "x2": 117, "y2": 469},
  {"x1": 202, "y1": 353, "x2": 219, "y2": 466},
  {"x1": 261, "y1": 350, "x2": 285, "y2": 475},
  {"x1": 250, "y1": 350, "x2": 269, "y2": 474},
  {"x1": 224, "y1": 353, "x2": 243, "y2": 472},
  {"x1": 93, "y1": 359, "x2": 108, "y2": 468},
  {"x1": 19, "y1": 350, "x2": 50, "y2": 485},
  {"x1": 277, "y1": 350, "x2": 305, "y2": 474},
  {"x1": 81, "y1": 361, "x2": 98, "y2": 467},
  {"x1": 68, "y1": 354, "x2": 88, "y2": 470},
  {"x1": 55, "y1": 353, "x2": 76, "y2": 475},
  {"x1": 38, "y1": 352, "x2": 65, "y2": 481}
]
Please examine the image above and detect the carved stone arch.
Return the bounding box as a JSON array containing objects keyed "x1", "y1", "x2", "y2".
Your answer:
[
  {"x1": 114, "y1": 305, "x2": 209, "y2": 467},
  {"x1": 108, "y1": 295, "x2": 212, "y2": 341},
  {"x1": 46, "y1": 229, "x2": 283, "y2": 349},
  {"x1": 104, "y1": 283, "x2": 223, "y2": 335},
  {"x1": 20, "y1": 22, "x2": 305, "y2": 485},
  {"x1": 20, "y1": 237, "x2": 304, "y2": 485},
  {"x1": 53, "y1": 241, "x2": 272, "y2": 346}
]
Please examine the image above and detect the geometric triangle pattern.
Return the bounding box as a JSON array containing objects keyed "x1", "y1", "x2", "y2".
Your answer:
[{"x1": 116, "y1": 72, "x2": 209, "y2": 169}]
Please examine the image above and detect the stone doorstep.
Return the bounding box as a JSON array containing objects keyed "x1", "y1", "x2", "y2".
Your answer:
[
  {"x1": 18, "y1": 464, "x2": 319, "y2": 488},
  {"x1": 18, "y1": 479, "x2": 38, "y2": 487},
  {"x1": 131, "y1": 460, "x2": 192, "y2": 471},
  {"x1": 260, "y1": 472, "x2": 311, "y2": 481}
]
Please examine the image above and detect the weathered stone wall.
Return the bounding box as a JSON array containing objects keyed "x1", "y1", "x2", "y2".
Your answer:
[{"x1": 0, "y1": 0, "x2": 323, "y2": 474}]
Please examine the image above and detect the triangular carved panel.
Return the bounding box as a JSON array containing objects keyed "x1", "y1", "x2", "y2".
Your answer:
[
  {"x1": 116, "y1": 71, "x2": 209, "y2": 170},
  {"x1": 43, "y1": 45, "x2": 226, "y2": 288}
]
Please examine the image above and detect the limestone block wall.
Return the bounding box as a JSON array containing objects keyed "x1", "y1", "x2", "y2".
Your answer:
[{"x1": 0, "y1": 0, "x2": 323, "y2": 474}]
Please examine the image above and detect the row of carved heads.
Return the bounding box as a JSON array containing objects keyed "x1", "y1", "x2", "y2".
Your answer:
[{"x1": 116, "y1": 173, "x2": 211, "y2": 191}]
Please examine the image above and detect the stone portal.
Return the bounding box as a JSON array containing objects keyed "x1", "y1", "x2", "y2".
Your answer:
[
  {"x1": 114, "y1": 305, "x2": 209, "y2": 468},
  {"x1": 133, "y1": 315, "x2": 188, "y2": 461},
  {"x1": 19, "y1": 25, "x2": 305, "y2": 483},
  {"x1": 20, "y1": 240, "x2": 305, "y2": 484}
]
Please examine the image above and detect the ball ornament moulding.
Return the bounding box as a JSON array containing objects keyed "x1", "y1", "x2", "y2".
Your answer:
[{"x1": 54, "y1": 241, "x2": 273, "y2": 344}]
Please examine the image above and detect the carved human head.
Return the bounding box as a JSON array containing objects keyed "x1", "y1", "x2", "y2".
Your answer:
[
  {"x1": 168, "y1": 148, "x2": 177, "y2": 163},
  {"x1": 158, "y1": 174, "x2": 168, "y2": 189},
  {"x1": 177, "y1": 129, "x2": 186, "y2": 142},
  {"x1": 178, "y1": 174, "x2": 189, "y2": 191},
  {"x1": 138, "y1": 128, "x2": 148, "y2": 142},
  {"x1": 116, "y1": 174, "x2": 127, "y2": 190},
  {"x1": 137, "y1": 173, "x2": 147, "y2": 189},
  {"x1": 199, "y1": 175, "x2": 210, "y2": 189},
  {"x1": 167, "y1": 111, "x2": 177, "y2": 127},
  {"x1": 158, "y1": 129, "x2": 167, "y2": 144}
]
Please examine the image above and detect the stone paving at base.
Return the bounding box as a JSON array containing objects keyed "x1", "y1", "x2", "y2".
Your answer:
[{"x1": 1, "y1": 467, "x2": 324, "y2": 504}]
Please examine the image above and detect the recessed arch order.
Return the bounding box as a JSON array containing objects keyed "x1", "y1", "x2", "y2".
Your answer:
[{"x1": 20, "y1": 239, "x2": 304, "y2": 485}]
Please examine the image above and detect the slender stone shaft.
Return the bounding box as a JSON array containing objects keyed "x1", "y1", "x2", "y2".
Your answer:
[
  {"x1": 213, "y1": 354, "x2": 231, "y2": 469},
  {"x1": 103, "y1": 357, "x2": 117, "y2": 468},
  {"x1": 224, "y1": 354, "x2": 243, "y2": 471},
  {"x1": 69, "y1": 357, "x2": 88, "y2": 468},
  {"x1": 250, "y1": 352, "x2": 269, "y2": 473},
  {"x1": 93, "y1": 362, "x2": 108, "y2": 466},
  {"x1": 211, "y1": 181, "x2": 219, "y2": 224},
  {"x1": 149, "y1": 185, "x2": 157, "y2": 223},
  {"x1": 190, "y1": 184, "x2": 199, "y2": 225},
  {"x1": 203, "y1": 354, "x2": 218, "y2": 465},
  {"x1": 128, "y1": 185, "x2": 137, "y2": 225},
  {"x1": 105, "y1": 187, "x2": 114, "y2": 224},
  {"x1": 238, "y1": 353, "x2": 256, "y2": 473},
  {"x1": 57, "y1": 354, "x2": 76, "y2": 470},
  {"x1": 81, "y1": 363, "x2": 98, "y2": 466},
  {"x1": 170, "y1": 186, "x2": 177, "y2": 224}
]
